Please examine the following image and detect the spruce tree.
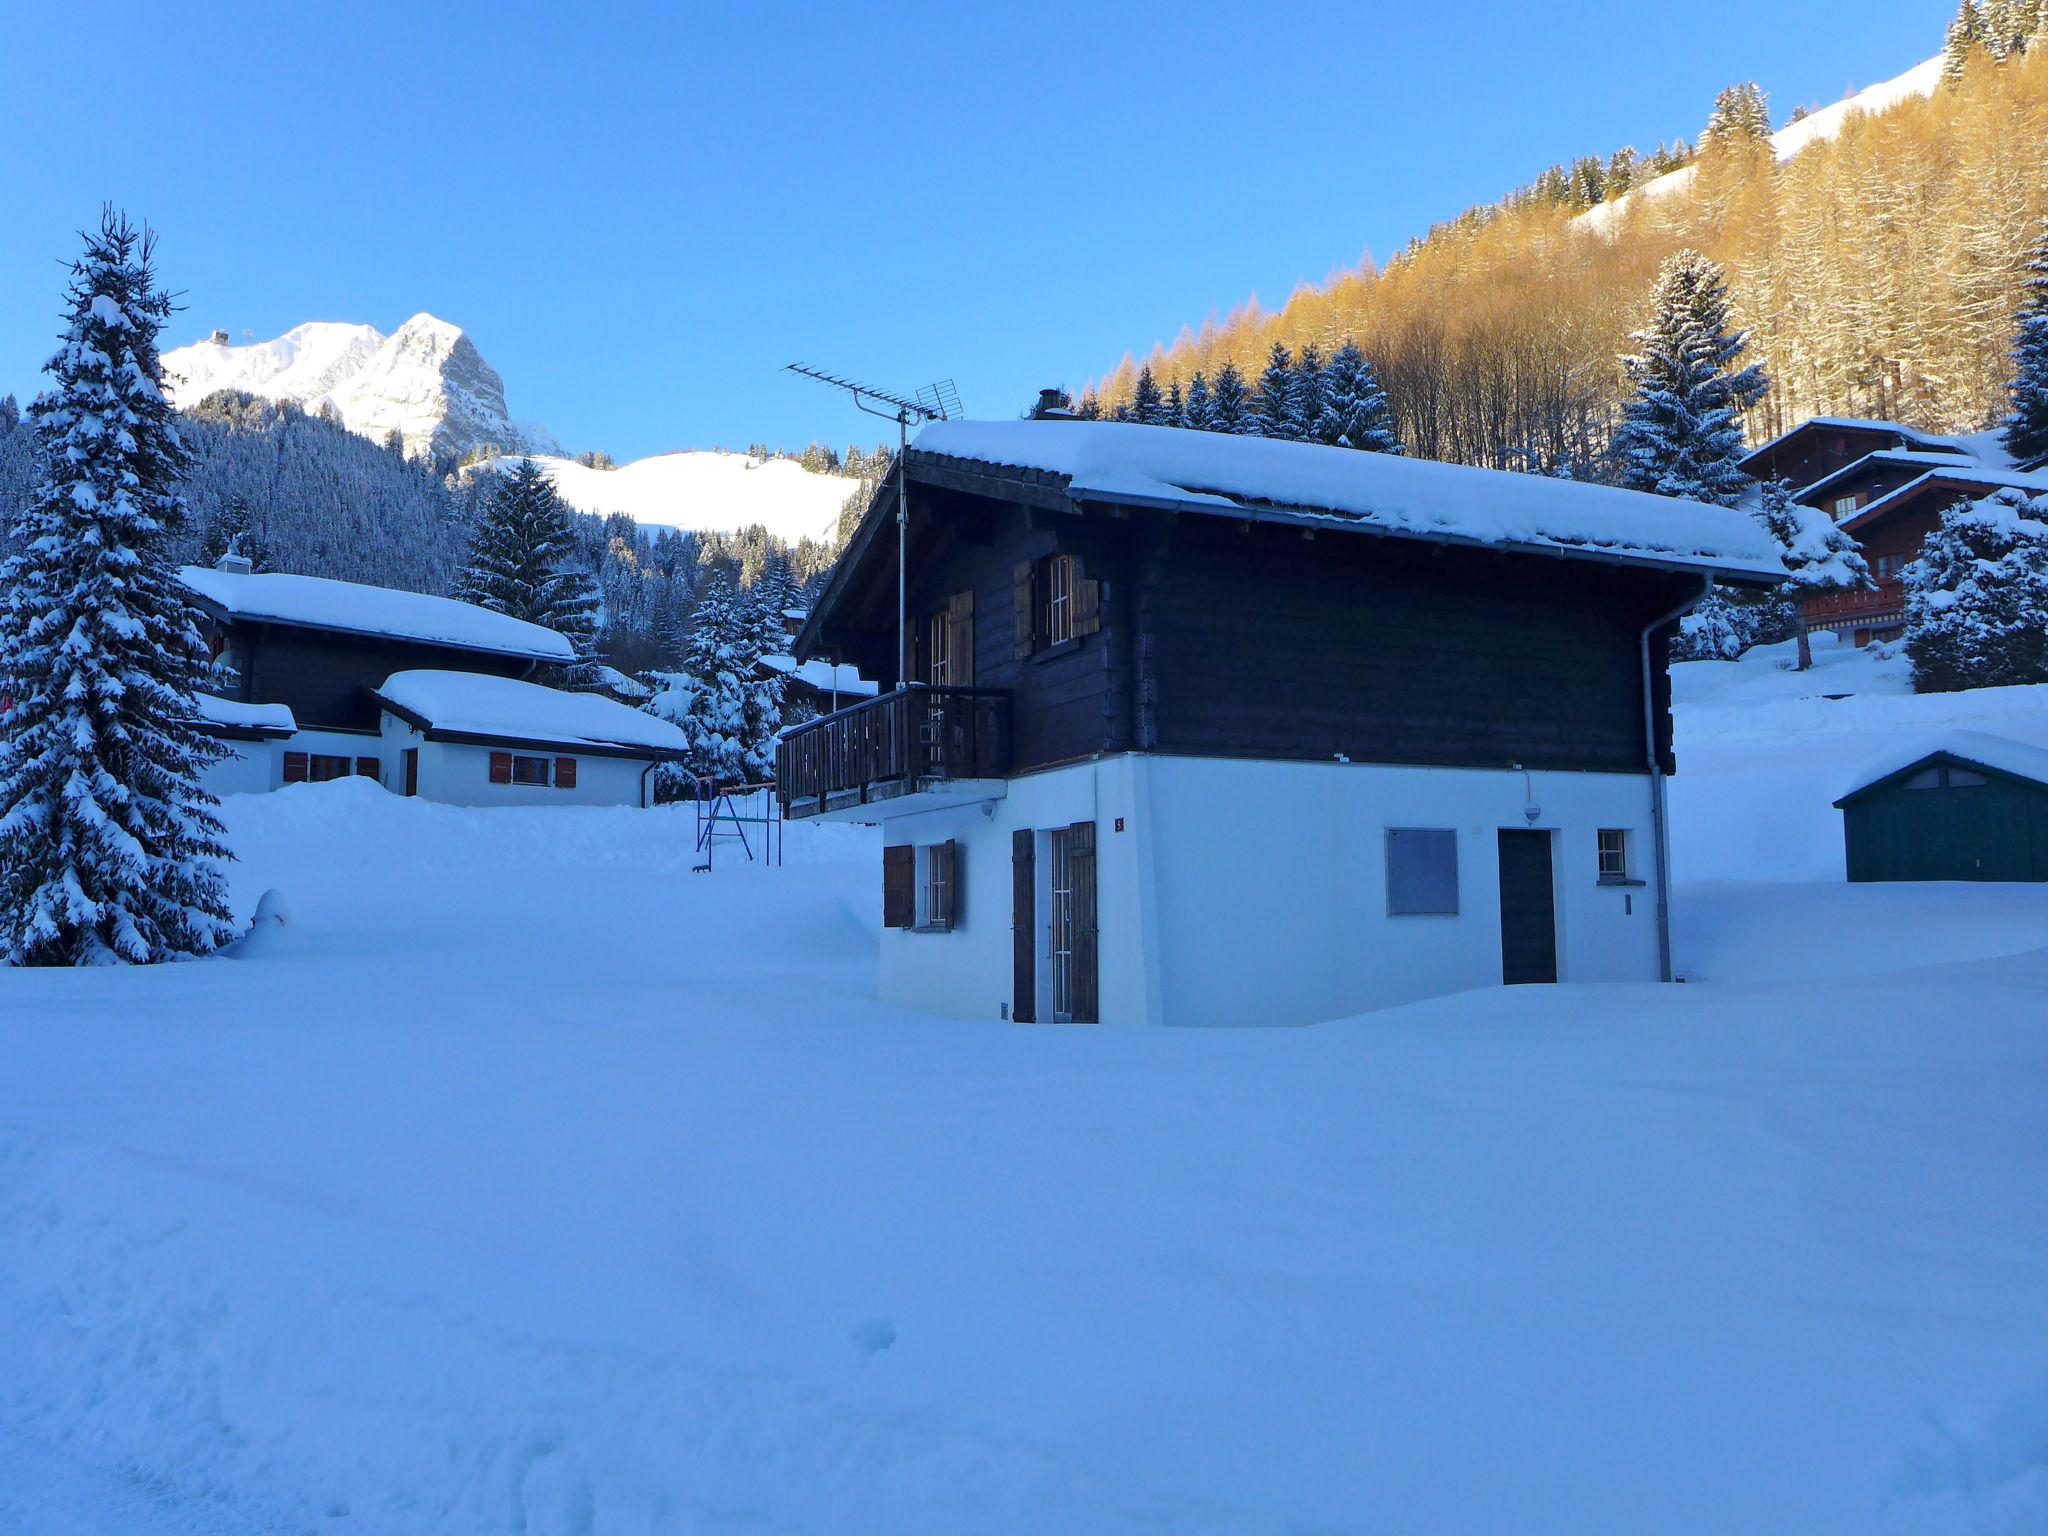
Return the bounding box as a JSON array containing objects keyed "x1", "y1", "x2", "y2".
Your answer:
[
  {"x1": 2002, "y1": 217, "x2": 2048, "y2": 465},
  {"x1": 1165, "y1": 379, "x2": 1185, "y2": 429},
  {"x1": 1183, "y1": 372, "x2": 1216, "y2": 431},
  {"x1": 1252, "y1": 342, "x2": 1300, "y2": 440},
  {"x1": 675, "y1": 571, "x2": 784, "y2": 786},
  {"x1": 0, "y1": 394, "x2": 18, "y2": 434},
  {"x1": 1129, "y1": 366, "x2": 1166, "y2": 426},
  {"x1": 199, "y1": 493, "x2": 268, "y2": 571},
  {"x1": 1209, "y1": 362, "x2": 1252, "y2": 433},
  {"x1": 1611, "y1": 250, "x2": 1769, "y2": 506},
  {"x1": 459, "y1": 458, "x2": 602, "y2": 688},
  {"x1": 0, "y1": 209, "x2": 236, "y2": 966},
  {"x1": 1945, "y1": 0, "x2": 1990, "y2": 81},
  {"x1": 1903, "y1": 488, "x2": 2048, "y2": 691},
  {"x1": 1292, "y1": 343, "x2": 1328, "y2": 443},
  {"x1": 1320, "y1": 341, "x2": 1402, "y2": 453},
  {"x1": 1753, "y1": 478, "x2": 1873, "y2": 670}
]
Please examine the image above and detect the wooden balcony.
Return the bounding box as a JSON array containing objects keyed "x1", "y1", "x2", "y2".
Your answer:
[
  {"x1": 777, "y1": 685, "x2": 1010, "y2": 821},
  {"x1": 1802, "y1": 577, "x2": 1905, "y2": 628}
]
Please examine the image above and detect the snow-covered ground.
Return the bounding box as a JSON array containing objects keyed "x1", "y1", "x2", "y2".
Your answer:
[{"x1": 3, "y1": 635, "x2": 2047, "y2": 1533}]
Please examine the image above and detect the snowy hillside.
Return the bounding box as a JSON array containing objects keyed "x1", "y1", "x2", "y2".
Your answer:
[
  {"x1": 500, "y1": 449, "x2": 860, "y2": 542},
  {"x1": 163, "y1": 315, "x2": 551, "y2": 463},
  {"x1": 4, "y1": 645, "x2": 2048, "y2": 1531},
  {"x1": 1579, "y1": 54, "x2": 1945, "y2": 235}
]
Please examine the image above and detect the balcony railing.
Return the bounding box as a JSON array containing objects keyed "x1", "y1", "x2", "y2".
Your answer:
[
  {"x1": 1802, "y1": 577, "x2": 1904, "y2": 624},
  {"x1": 777, "y1": 685, "x2": 1009, "y2": 818}
]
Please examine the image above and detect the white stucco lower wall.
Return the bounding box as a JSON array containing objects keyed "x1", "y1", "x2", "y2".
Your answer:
[
  {"x1": 196, "y1": 727, "x2": 385, "y2": 797},
  {"x1": 380, "y1": 715, "x2": 656, "y2": 807},
  {"x1": 875, "y1": 753, "x2": 1664, "y2": 1028}
]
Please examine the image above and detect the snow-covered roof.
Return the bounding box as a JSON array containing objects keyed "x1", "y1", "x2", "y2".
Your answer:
[
  {"x1": 762, "y1": 653, "x2": 879, "y2": 698},
  {"x1": 179, "y1": 567, "x2": 576, "y2": 662},
  {"x1": 591, "y1": 664, "x2": 653, "y2": 701},
  {"x1": 1794, "y1": 449, "x2": 2008, "y2": 503},
  {"x1": 372, "y1": 670, "x2": 688, "y2": 756},
  {"x1": 1741, "y1": 417, "x2": 1977, "y2": 469},
  {"x1": 191, "y1": 692, "x2": 297, "y2": 736},
  {"x1": 1841, "y1": 466, "x2": 2048, "y2": 533},
  {"x1": 1837, "y1": 730, "x2": 2048, "y2": 802},
  {"x1": 911, "y1": 420, "x2": 1786, "y2": 580}
]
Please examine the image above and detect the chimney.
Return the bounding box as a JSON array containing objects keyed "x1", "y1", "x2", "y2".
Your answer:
[
  {"x1": 1029, "y1": 388, "x2": 1078, "y2": 421},
  {"x1": 209, "y1": 329, "x2": 231, "y2": 346},
  {"x1": 214, "y1": 544, "x2": 253, "y2": 576}
]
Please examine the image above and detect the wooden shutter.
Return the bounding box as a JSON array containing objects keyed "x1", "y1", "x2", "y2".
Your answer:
[
  {"x1": 1069, "y1": 820, "x2": 1098, "y2": 1023},
  {"x1": 1011, "y1": 560, "x2": 1037, "y2": 657},
  {"x1": 555, "y1": 757, "x2": 578, "y2": 789},
  {"x1": 282, "y1": 751, "x2": 308, "y2": 784},
  {"x1": 1072, "y1": 567, "x2": 1102, "y2": 638},
  {"x1": 1011, "y1": 829, "x2": 1035, "y2": 1022},
  {"x1": 938, "y1": 838, "x2": 962, "y2": 927},
  {"x1": 355, "y1": 757, "x2": 380, "y2": 779},
  {"x1": 489, "y1": 750, "x2": 512, "y2": 784},
  {"x1": 947, "y1": 589, "x2": 975, "y2": 684},
  {"x1": 883, "y1": 844, "x2": 914, "y2": 928}
]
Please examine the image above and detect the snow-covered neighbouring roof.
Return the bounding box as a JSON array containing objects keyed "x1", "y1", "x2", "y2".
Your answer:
[
  {"x1": 1579, "y1": 55, "x2": 1944, "y2": 238},
  {"x1": 372, "y1": 670, "x2": 688, "y2": 756},
  {"x1": 1740, "y1": 417, "x2": 1980, "y2": 473},
  {"x1": 1842, "y1": 465, "x2": 2048, "y2": 533},
  {"x1": 911, "y1": 420, "x2": 1786, "y2": 580},
  {"x1": 1838, "y1": 730, "x2": 2048, "y2": 802},
  {"x1": 179, "y1": 567, "x2": 576, "y2": 663},
  {"x1": 591, "y1": 664, "x2": 653, "y2": 701},
  {"x1": 1793, "y1": 449, "x2": 2012, "y2": 503},
  {"x1": 191, "y1": 692, "x2": 297, "y2": 736},
  {"x1": 762, "y1": 653, "x2": 879, "y2": 698}
]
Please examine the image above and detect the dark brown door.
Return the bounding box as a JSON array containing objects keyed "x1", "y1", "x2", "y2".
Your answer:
[
  {"x1": 1497, "y1": 829, "x2": 1557, "y2": 985},
  {"x1": 402, "y1": 748, "x2": 419, "y2": 798},
  {"x1": 1011, "y1": 829, "x2": 1035, "y2": 1022}
]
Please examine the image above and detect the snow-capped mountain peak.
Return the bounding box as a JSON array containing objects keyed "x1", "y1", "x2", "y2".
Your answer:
[{"x1": 163, "y1": 314, "x2": 541, "y2": 463}]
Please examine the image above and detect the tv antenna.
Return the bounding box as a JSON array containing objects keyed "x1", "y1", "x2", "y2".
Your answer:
[{"x1": 785, "y1": 365, "x2": 962, "y2": 687}]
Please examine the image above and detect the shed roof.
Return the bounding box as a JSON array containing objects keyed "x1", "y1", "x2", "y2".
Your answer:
[
  {"x1": 179, "y1": 567, "x2": 577, "y2": 663},
  {"x1": 371, "y1": 670, "x2": 688, "y2": 758},
  {"x1": 1836, "y1": 730, "x2": 2048, "y2": 805},
  {"x1": 908, "y1": 421, "x2": 1786, "y2": 581}
]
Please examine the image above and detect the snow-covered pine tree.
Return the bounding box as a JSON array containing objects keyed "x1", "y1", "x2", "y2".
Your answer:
[
  {"x1": 458, "y1": 458, "x2": 603, "y2": 688},
  {"x1": 1209, "y1": 362, "x2": 1252, "y2": 434},
  {"x1": 1252, "y1": 343, "x2": 1299, "y2": 440},
  {"x1": 1165, "y1": 379, "x2": 1185, "y2": 429},
  {"x1": 2003, "y1": 217, "x2": 2048, "y2": 465},
  {"x1": 1129, "y1": 366, "x2": 1166, "y2": 426},
  {"x1": 1183, "y1": 372, "x2": 1216, "y2": 431},
  {"x1": 1292, "y1": 344, "x2": 1328, "y2": 443},
  {"x1": 1753, "y1": 478, "x2": 1873, "y2": 669},
  {"x1": 1321, "y1": 340, "x2": 1402, "y2": 452},
  {"x1": 0, "y1": 209, "x2": 236, "y2": 967},
  {"x1": 0, "y1": 394, "x2": 18, "y2": 434},
  {"x1": 199, "y1": 493, "x2": 268, "y2": 571},
  {"x1": 1704, "y1": 82, "x2": 1772, "y2": 144},
  {"x1": 1670, "y1": 588, "x2": 1754, "y2": 662},
  {"x1": 1945, "y1": 0, "x2": 1991, "y2": 81},
  {"x1": 1903, "y1": 487, "x2": 2048, "y2": 691},
  {"x1": 1611, "y1": 250, "x2": 1770, "y2": 507},
  {"x1": 674, "y1": 571, "x2": 785, "y2": 787}
]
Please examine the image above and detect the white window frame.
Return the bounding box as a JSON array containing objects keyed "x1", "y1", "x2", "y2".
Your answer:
[
  {"x1": 1597, "y1": 828, "x2": 1630, "y2": 882},
  {"x1": 915, "y1": 843, "x2": 955, "y2": 931},
  {"x1": 927, "y1": 608, "x2": 953, "y2": 686},
  {"x1": 1044, "y1": 555, "x2": 1075, "y2": 647},
  {"x1": 1832, "y1": 494, "x2": 1859, "y2": 519}
]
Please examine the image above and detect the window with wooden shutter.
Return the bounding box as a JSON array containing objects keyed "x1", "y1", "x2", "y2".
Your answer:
[
  {"x1": 555, "y1": 757, "x2": 578, "y2": 789},
  {"x1": 883, "y1": 844, "x2": 915, "y2": 928},
  {"x1": 355, "y1": 757, "x2": 380, "y2": 780},
  {"x1": 1071, "y1": 568, "x2": 1102, "y2": 638},
  {"x1": 510, "y1": 754, "x2": 549, "y2": 785},
  {"x1": 282, "y1": 751, "x2": 309, "y2": 784},
  {"x1": 1012, "y1": 560, "x2": 1037, "y2": 657},
  {"x1": 1011, "y1": 829, "x2": 1035, "y2": 1022},
  {"x1": 946, "y1": 589, "x2": 975, "y2": 684},
  {"x1": 928, "y1": 838, "x2": 962, "y2": 928},
  {"x1": 489, "y1": 751, "x2": 513, "y2": 784},
  {"x1": 307, "y1": 754, "x2": 352, "y2": 782}
]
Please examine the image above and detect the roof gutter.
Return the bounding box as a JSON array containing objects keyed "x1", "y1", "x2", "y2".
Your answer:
[{"x1": 1643, "y1": 577, "x2": 1712, "y2": 984}]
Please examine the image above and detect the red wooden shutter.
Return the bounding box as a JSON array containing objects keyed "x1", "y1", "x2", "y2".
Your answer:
[
  {"x1": 947, "y1": 589, "x2": 975, "y2": 684},
  {"x1": 1072, "y1": 567, "x2": 1102, "y2": 638},
  {"x1": 883, "y1": 844, "x2": 915, "y2": 928},
  {"x1": 1069, "y1": 820, "x2": 1098, "y2": 1023},
  {"x1": 355, "y1": 757, "x2": 380, "y2": 779},
  {"x1": 1011, "y1": 829, "x2": 1035, "y2": 1022},
  {"x1": 489, "y1": 751, "x2": 512, "y2": 784},
  {"x1": 282, "y1": 751, "x2": 308, "y2": 784},
  {"x1": 1011, "y1": 560, "x2": 1037, "y2": 657},
  {"x1": 555, "y1": 757, "x2": 577, "y2": 789}
]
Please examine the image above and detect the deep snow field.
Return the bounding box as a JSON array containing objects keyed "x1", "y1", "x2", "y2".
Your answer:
[{"x1": 3, "y1": 634, "x2": 2048, "y2": 1534}]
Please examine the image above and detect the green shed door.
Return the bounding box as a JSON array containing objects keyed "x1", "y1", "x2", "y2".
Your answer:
[{"x1": 1847, "y1": 766, "x2": 2042, "y2": 882}]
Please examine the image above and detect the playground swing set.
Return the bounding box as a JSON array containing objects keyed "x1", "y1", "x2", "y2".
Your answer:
[{"x1": 691, "y1": 777, "x2": 784, "y2": 872}]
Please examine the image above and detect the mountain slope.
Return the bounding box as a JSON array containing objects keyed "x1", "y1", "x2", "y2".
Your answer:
[
  {"x1": 501, "y1": 451, "x2": 858, "y2": 544},
  {"x1": 163, "y1": 315, "x2": 544, "y2": 464}
]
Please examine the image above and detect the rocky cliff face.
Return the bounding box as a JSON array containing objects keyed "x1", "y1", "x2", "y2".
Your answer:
[{"x1": 163, "y1": 314, "x2": 545, "y2": 463}]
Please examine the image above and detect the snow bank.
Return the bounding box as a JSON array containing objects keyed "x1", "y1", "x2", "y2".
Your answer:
[
  {"x1": 374, "y1": 669, "x2": 688, "y2": 754},
  {"x1": 180, "y1": 566, "x2": 575, "y2": 661},
  {"x1": 915, "y1": 420, "x2": 1786, "y2": 578}
]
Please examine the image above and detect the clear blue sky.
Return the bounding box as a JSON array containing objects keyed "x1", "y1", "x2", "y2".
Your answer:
[{"x1": 0, "y1": 0, "x2": 1945, "y2": 462}]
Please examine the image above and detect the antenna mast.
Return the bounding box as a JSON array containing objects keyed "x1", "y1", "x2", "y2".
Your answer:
[{"x1": 785, "y1": 364, "x2": 961, "y2": 688}]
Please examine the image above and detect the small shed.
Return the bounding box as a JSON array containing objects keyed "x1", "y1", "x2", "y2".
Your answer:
[{"x1": 1834, "y1": 731, "x2": 2048, "y2": 882}]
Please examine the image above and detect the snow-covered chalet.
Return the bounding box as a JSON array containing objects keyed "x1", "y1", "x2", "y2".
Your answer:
[
  {"x1": 183, "y1": 556, "x2": 685, "y2": 805},
  {"x1": 777, "y1": 418, "x2": 1785, "y2": 1027},
  {"x1": 1740, "y1": 416, "x2": 2048, "y2": 647}
]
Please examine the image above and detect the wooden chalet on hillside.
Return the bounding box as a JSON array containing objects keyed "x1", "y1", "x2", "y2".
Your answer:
[{"x1": 778, "y1": 418, "x2": 1783, "y2": 1028}]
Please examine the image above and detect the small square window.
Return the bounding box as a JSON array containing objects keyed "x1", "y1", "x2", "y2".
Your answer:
[
  {"x1": 1386, "y1": 828, "x2": 1458, "y2": 916},
  {"x1": 1597, "y1": 829, "x2": 1630, "y2": 881}
]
